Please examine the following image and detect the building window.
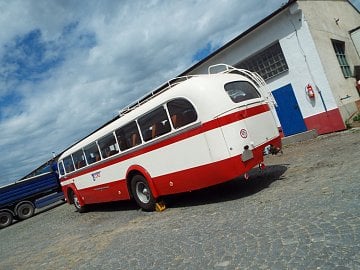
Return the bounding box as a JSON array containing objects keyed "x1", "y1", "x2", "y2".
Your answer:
[
  {"x1": 332, "y1": 40, "x2": 352, "y2": 78},
  {"x1": 235, "y1": 42, "x2": 288, "y2": 81}
]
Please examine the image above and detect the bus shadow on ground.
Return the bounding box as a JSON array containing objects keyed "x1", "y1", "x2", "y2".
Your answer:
[
  {"x1": 86, "y1": 200, "x2": 139, "y2": 213},
  {"x1": 164, "y1": 164, "x2": 288, "y2": 209},
  {"x1": 85, "y1": 164, "x2": 287, "y2": 212}
]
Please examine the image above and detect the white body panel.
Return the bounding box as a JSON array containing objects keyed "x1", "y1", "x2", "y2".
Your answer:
[{"x1": 59, "y1": 67, "x2": 281, "y2": 206}]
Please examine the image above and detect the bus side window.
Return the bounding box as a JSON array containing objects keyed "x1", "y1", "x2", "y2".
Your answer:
[
  {"x1": 58, "y1": 161, "x2": 65, "y2": 176},
  {"x1": 63, "y1": 155, "x2": 75, "y2": 173},
  {"x1": 98, "y1": 133, "x2": 119, "y2": 159},
  {"x1": 72, "y1": 149, "x2": 86, "y2": 169},
  {"x1": 167, "y1": 98, "x2": 197, "y2": 129},
  {"x1": 84, "y1": 142, "x2": 101, "y2": 165},
  {"x1": 138, "y1": 106, "x2": 171, "y2": 141},
  {"x1": 130, "y1": 133, "x2": 140, "y2": 147},
  {"x1": 115, "y1": 121, "x2": 141, "y2": 151}
]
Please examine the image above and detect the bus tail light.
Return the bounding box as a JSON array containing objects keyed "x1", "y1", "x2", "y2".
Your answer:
[{"x1": 259, "y1": 162, "x2": 266, "y2": 170}]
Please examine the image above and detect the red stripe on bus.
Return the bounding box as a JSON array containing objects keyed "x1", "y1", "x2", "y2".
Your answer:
[
  {"x1": 152, "y1": 133, "x2": 278, "y2": 196},
  {"x1": 67, "y1": 135, "x2": 281, "y2": 203},
  {"x1": 60, "y1": 103, "x2": 270, "y2": 181}
]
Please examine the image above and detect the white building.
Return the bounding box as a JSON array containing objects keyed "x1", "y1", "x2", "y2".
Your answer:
[{"x1": 180, "y1": 0, "x2": 360, "y2": 136}]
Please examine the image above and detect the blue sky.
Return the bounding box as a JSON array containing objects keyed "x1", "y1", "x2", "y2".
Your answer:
[{"x1": 0, "y1": 0, "x2": 359, "y2": 186}]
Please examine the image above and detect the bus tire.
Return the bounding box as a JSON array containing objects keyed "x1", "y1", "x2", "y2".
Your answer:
[
  {"x1": 0, "y1": 211, "x2": 13, "y2": 229},
  {"x1": 70, "y1": 190, "x2": 86, "y2": 213},
  {"x1": 131, "y1": 174, "x2": 156, "y2": 211},
  {"x1": 16, "y1": 202, "x2": 35, "y2": 220}
]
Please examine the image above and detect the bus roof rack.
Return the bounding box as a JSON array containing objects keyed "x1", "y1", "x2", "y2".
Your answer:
[
  {"x1": 119, "y1": 75, "x2": 197, "y2": 117},
  {"x1": 119, "y1": 63, "x2": 276, "y2": 117},
  {"x1": 208, "y1": 64, "x2": 277, "y2": 108}
]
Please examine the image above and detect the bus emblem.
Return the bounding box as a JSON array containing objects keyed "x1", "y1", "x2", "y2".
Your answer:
[
  {"x1": 91, "y1": 171, "x2": 101, "y2": 181},
  {"x1": 240, "y1": 129, "x2": 248, "y2": 138}
]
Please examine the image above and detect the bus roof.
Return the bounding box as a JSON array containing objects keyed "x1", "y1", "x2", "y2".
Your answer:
[{"x1": 59, "y1": 65, "x2": 272, "y2": 158}]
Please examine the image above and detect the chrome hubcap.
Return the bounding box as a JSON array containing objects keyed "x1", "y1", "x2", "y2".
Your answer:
[
  {"x1": 136, "y1": 182, "x2": 150, "y2": 203},
  {"x1": 73, "y1": 194, "x2": 81, "y2": 209}
]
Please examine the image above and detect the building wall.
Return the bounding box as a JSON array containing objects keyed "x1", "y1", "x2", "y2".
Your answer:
[
  {"x1": 185, "y1": 0, "x2": 360, "y2": 135},
  {"x1": 298, "y1": 0, "x2": 360, "y2": 122}
]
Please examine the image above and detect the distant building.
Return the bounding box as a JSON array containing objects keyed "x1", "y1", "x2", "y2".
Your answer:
[{"x1": 181, "y1": 0, "x2": 360, "y2": 136}]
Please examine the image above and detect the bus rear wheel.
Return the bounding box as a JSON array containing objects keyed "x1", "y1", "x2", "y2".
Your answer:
[
  {"x1": 16, "y1": 202, "x2": 35, "y2": 220},
  {"x1": 0, "y1": 211, "x2": 13, "y2": 229},
  {"x1": 131, "y1": 175, "x2": 156, "y2": 211}
]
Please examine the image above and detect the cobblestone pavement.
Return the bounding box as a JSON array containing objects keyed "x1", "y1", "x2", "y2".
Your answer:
[{"x1": 0, "y1": 129, "x2": 359, "y2": 270}]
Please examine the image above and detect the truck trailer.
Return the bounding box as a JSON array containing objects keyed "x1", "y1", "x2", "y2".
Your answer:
[{"x1": 0, "y1": 164, "x2": 64, "y2": 229}]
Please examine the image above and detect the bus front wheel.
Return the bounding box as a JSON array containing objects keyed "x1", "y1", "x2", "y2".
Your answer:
[
  {"x1": 70, "y1": 190, "x2": 86, "y2": 213},
  {"x1": 131, "y1": 175, "x2": 156, "y2": 211}
]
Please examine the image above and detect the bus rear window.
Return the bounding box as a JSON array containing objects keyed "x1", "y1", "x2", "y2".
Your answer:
[{"x1": 224, "y1": 81, "x2": 261, "y2": 103}]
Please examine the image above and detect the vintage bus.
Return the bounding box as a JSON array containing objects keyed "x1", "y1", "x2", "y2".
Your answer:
[{"x1": 58, "y1": 64, "x2": 282, "y2": 212}]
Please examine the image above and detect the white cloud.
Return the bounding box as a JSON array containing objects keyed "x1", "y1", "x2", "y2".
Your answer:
[{"x1": 0, "y1": 0, "x2": 283, "y2": 185}]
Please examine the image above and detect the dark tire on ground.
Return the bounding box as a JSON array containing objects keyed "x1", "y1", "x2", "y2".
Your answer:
[
  {"x1": 130, "y1": 174, "x2": 156, "y2": 211},
  {"x1": 0, "y1": 211, "x2": 13, "y2": 229},
  {"x1": 70, "y1": 190, "x2": 87, "y2": 213},
  {"x1": 16, "y1": 202, "x2": 35, "y2": 220}
]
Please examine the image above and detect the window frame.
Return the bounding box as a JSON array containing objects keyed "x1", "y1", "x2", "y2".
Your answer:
[
  {"x1": 115, "y1": 120, "x2": 142, "y2": 151},
  {"x1": 224, "y1": 81, "x2": 261, "y2": 103},
  {"x1": 72, "y1": 149, "x2": 87, "y2": 170},
  {"x1": 60, "y1": 97, "x2": 199, "y2": 174},
  {"x1": 138, "y1": 105, "x2": 172, "y2": 142},
  {"x1": 63, "y1": 155, "x2": 75, "y2": 174},
  {"x1": 235, "y1": 42, "x2": 289, "y2": 81},
  {"x1": 58, "y1": 160, "x2": 65, "y2": 176},
  {"x1": 332, "y1": 39, "x2": 352, "y2": 78},
  {"x1": 166, "y1": 98, "x2": 198, "y2": 130},
  {"x1": 83, "y1": 141, "x2": 102, "y2": 165},
  {"x1": 98, "y1": 132, "x2": 120, "y2": 159}
]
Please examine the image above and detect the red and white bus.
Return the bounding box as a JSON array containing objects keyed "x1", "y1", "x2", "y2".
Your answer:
[{"x1": 58, "y1": 64, "x2": 282, "y2": 212}]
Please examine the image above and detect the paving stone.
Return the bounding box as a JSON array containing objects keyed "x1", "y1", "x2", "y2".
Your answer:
[{"x1": 0, "y1": 129, "x2": 359, "y2": 269}]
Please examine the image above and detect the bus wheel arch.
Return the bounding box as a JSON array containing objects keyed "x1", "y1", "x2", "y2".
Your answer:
[
  {"x1": 67, "y1": 187, "x2": 86, "y2": 213},
  {"x1": 66, "y1": 187, "x2": 75, "y2": 204},
  {"x1": 130, "y1": 174, "x2": 156, "y2": 211},
  {"x1": 126, "y1": 166, "x2": 159, "y2": 211}
]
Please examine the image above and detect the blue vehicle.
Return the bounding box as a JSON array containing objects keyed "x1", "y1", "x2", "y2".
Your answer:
[{"x1": 0, "y1": 160, "x2": 64, "y2": 229}]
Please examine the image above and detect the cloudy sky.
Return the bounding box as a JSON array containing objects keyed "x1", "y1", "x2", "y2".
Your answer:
[{"x1": 0, "y1": 0, "x2": 359, "y2": 186}]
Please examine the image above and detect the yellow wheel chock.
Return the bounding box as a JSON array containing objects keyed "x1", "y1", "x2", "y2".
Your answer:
[{"x1": 155, "y1": 201, "x2": 166, "y2": 212}]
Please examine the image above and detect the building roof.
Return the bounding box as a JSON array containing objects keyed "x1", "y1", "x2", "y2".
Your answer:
[{"x1": 178, "y1": 0, "x2": 298, "y2": 77}]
